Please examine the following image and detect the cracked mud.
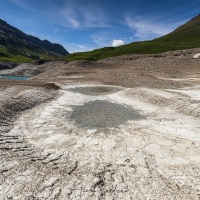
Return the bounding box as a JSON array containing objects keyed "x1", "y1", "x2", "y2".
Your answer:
[
  {"x1": 1, "y1": 83, "x2": 200, "y2": 199},
  {"x1": 70, "y1": 100, "x2": 145, "y2": 128},
  {"x1": 1, "y1": 51, "x2": 200, "y2": 199}
]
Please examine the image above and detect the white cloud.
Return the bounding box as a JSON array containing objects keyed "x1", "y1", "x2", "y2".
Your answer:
[
  {"x1": 111, "y1": 39, "x2": 125, "y2": 47},
  {"x1": 125, "y1": 16, "x2": 181, "y2": 40}
]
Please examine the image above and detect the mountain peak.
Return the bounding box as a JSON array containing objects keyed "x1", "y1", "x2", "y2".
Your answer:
[{"x1": 0, "y1": 19, "x2": 8, "y2": 25}]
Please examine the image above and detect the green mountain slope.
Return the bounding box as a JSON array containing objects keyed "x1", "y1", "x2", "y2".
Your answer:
[
  {"x1": 0, "y1": 19, "x2": 69, "y2": 62},
  {"x1": 66, "y1": 14, "x2": 200, "y2": 61}
]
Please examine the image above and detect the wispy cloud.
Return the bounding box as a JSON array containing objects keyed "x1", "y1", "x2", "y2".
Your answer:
[
  {"x1": 63, "y1": 43, "x2": 95, "y2": 53},
  {"x1": 56, "y1": 5, "x2": 80, "y2": 28},
  {"x1": 10, "y1": 0, "x2": 23, "y2": 6},
  {"x1": 125, "y1": 16, "x2": 184, "y2": 40},
  {"x1": 91, "y1": 32, "x2": 110, "y2": 47},
  {"x1": 10, "y1": 0, "x2": 34, "y2": 10},
  {"x1": 49, "y1": 0, "x2": 109, "y2": 29},
  {"x1": 111, "y1": 39, "x2": 125, "y2": 47},
  {"x1": 10, "y1": 0, "x2": 109, "y2": 29}
]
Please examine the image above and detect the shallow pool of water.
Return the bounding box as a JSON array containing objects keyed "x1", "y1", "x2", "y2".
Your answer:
[
  {"x1": 69, "y1": 86, "x2": 121, "y2": 96},
  {"x1": 0, "y1": 75, "x2": 31, "y2": 80}
]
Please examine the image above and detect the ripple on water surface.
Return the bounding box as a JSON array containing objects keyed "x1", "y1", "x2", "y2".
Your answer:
[{"x1": 70, "y1": 100, "x2": 145, "y2": 128}]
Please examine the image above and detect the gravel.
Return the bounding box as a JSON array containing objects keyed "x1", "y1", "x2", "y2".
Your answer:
[{"x1": 70, "y1": 100, "x2": 145, "y2": 128}]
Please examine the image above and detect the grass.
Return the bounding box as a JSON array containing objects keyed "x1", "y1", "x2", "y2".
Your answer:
[
  {"x1": 65, "y1": 15, "x2": 200, "y2": 62},
  {"x1": 0, "y1": 47, "x2": 59, "y2": 63},
  {"x1": 65, "y1": 39, "x2": 200, "y2": 62}
]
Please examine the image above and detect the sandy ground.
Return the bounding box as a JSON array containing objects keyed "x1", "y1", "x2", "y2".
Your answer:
[{"x1": 0, "y1": 49, "x2": 200, "y2": 199}]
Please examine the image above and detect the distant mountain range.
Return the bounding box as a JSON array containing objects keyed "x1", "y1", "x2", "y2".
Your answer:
[
  {"x1": 66, "y1": 14, "x2": 200, "y2": 61},
  {"x1": 0, "y1": 19, "x2": 69, "y2": 62}
]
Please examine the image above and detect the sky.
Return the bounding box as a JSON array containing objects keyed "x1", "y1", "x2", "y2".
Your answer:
[{"x1": 0, "y1": 0, "x2": 200, "y2": 53}]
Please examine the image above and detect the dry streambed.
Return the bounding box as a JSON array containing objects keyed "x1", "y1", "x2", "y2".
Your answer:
[{"x1": 0, "y1": 83, "x2": 200, "y2": 199}]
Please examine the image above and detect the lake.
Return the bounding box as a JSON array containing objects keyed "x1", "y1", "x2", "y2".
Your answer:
[{"x1": 0, "y1": 75, "x2": 31, "y2": 80}]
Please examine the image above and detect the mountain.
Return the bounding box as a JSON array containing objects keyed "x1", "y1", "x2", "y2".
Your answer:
[
  {"x1": 0, "y1": 19, "x2": 69, "y2": 62},
  {"x1": 156, "y1": 14, "x2": 200, "y2": 44},
  {"x1": 65, "y1": 14, "x2": 200, "y2": 61}
]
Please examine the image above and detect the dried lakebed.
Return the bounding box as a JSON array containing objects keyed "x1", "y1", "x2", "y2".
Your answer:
[{"x1": 1, "y1": 84, "x2": 200, "y2": 199}]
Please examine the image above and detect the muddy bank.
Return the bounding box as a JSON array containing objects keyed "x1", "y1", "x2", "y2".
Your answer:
[
  {"x1": 0, "y1": 84, "x2": 58, "y2": 133},
  {"x1": 0, "y1": 61, "x2": 18, "y2": 70}
]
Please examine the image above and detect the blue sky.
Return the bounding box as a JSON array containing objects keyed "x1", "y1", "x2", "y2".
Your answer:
[{"x1": 0, "y1": 0, "x2": 200, "y2": 52}]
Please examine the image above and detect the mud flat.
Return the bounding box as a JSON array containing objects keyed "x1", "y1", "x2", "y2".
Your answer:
[
  {"x1": 1, "y1": 50, "x2": 200, "y2": 199},
  {"x1": 0, "y1": 82, "x2": 200, "y2": 200}
]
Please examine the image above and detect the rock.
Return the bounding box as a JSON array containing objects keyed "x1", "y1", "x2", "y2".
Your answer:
[
  {"x1": 0, "y1": 61, "x2": 18, "y2": 70},
  {"x1": 34, "y1": 60, "x2": 49, "y2": 65},
  {"x1": 193, "y1": 53, "x2": 200, "y2": 58}
]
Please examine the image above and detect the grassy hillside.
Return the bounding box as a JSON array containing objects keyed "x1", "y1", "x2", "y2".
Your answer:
[
  {"x1": 0, "y1": 47, "x2": 58, "y2": 63},
  {"x1": 0, "y1": 46, "x2": 60, "y2": 63},
  {"x1": 65, "y1": 15, "x2": 200, "y2": 61},
  {"x1": 0, "y1": 19, "x2": 68, "y2": 63}
]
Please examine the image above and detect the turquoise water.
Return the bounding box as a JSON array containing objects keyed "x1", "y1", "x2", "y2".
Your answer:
[{"x1": 0, "y1": 75, "x2": 30, "y2": 80}]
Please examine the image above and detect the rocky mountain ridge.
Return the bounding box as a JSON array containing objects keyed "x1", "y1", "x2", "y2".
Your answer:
[{"x1": 0, "y1": 19, "x2": 69, "y2": 61}]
